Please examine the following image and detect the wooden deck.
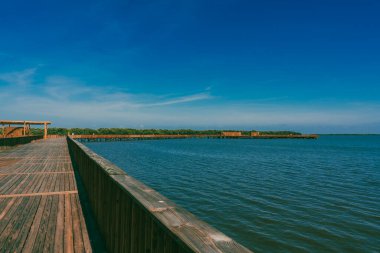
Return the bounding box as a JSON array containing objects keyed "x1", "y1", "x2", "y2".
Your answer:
[{"x1": 0, "y1": 138, "x2": 92, "y2": 252}]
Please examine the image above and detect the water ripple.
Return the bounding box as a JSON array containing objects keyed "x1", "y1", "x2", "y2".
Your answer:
[{"x1": 85, "y1": 136, "x2": 380, "y2": 252}]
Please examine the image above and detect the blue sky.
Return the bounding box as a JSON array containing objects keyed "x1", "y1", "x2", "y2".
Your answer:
[{"x1": 0, "y1": 0, "x2": 379, "y2": 133}]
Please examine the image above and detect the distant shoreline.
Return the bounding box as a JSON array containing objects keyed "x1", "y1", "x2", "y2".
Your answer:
[{"x1": 18, "y1": 128, "x2": 305, "y2": 136}]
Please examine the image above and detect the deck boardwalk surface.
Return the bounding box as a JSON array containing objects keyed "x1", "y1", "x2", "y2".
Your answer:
[{"x1": 0, "y1": 138, "x2": 92, "y2": 252}]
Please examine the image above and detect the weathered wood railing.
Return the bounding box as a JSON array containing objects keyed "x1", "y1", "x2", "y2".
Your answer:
[
  {"x1": 67, "y1": 137, "x2": 253, "y2": 253},
  {"x1": 0, "y1": 135, "x2": 43, "y2": 148}
]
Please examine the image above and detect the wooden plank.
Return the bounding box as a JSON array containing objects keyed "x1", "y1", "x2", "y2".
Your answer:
[
  {"x1": 0, "y1": 197, "x2": 30, "y2": 251},
  {"x1": 19, "y1": 173, "x2": 37, "y2": 194},
  {"x1": 74, "y1": 194, "x2": 92, "y2": 253},
  {"x1": 64, "y1": 193, "x2": 74, "y2": 253},
  {"x1": 1, "y1": 174, "x2": 28, "y2": 194},
  {"x1": 144, "y1": 215, "x2": 152, "y2": 253},
  {"x1": 0, "y1": 198, "x2": 14, "y2": 220},
  {"x1": 130, "y1": 201, "x2": 139, "y2": 253},
  {"x1": 29, "y1": 172, "x2": 47, "y2": 193},
  {"x1": 0, "y1": 191, "x2": 78, "y2": 198},
  {"x1": 8, "y1": 196, "x2": 41, "y2": 252},
  {"x1": 0, "y1": 175, "x2": 18, "y2": 193},
  {"x1": 42, "y1": 195, "x2": 59, "y2": 253},
  {"x1": 44, "y1": 172, "x2": 56, "y2": 193},
  {"x1": 12, "y1": 173, "x2": 33, "y2": 194},
  {"x1": 0, "y1": 197, "x2": 24, "y2": 235},
  {"x1": 0, "y1": 171, "x2": 74, "y2": 176},
  {"x1": 22, "y1": 195, "x2": 48, "y2": 253},
  {"x1": 54, "y1": 194, "x2": 65, "y2": 253},
  {"x1": 71, "y1": 193, "x2": 84, "y2": 253},
  {"x1": 31, "y1": 195, "x2": 54, "y2": 252}
]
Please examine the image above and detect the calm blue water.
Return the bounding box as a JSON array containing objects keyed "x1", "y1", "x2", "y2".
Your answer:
[{"x1": 85, "y1": 136, "x2": 380, "y2": 252}]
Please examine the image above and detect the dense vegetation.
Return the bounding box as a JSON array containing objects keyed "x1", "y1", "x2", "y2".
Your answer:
[{"x1": 22, "y1": 128, "x2": 301, "y2": 136}]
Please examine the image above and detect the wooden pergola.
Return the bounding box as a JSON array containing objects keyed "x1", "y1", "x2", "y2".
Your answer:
[{"x1": 0, "y1": 120, "x2": 51, "y2": 139}]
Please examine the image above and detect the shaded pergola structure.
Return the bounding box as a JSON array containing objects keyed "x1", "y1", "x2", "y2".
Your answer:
[{"x1": 0, "y1": 120, "x2": 51, "y2": 139}]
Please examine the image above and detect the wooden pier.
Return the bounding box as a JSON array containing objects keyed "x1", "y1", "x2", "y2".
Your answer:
[
  {"x1": 0, "y1": 136, "x2": 253, "y2": 252},
  {"x1": 0, "y1": 138, "x2": 92, "y2": 252}
]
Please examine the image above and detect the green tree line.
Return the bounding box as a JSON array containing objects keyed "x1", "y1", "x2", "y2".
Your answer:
[{"x1": 24, "y1": 128, "x2": 301, "y2": 136}]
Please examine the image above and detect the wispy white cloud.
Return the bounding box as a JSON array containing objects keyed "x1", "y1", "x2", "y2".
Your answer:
[
  {"x1": 139, "y1": 92, "x2": 212, "y2": 107},
  {"x1": 0, "y1": 68, "x2": 36, "y2": 87},
  {"x1": 42, "y1": 76, "x2": 96, "y2": 100},
  {"x1": 1, "y1": 68, "x2": 379, "y2": 133},
  {"x1": 0, "y1": 68, "x2": 215, "y2": 125}
]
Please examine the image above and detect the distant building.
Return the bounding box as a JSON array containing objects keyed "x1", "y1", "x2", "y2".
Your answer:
[
  {"x1": 250, "y1": 131, "x2": 260, "y2": 136},
  {"x1": 221, "y1": 131, "x2": 242, "y2": 137}
]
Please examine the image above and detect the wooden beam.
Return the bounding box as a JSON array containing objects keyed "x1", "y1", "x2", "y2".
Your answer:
[
  {"x1": 0, "y1": 120, "x2": 51, "y2": 125},
  {"x1": 0, "y1": 191, "x2": 78, "y2": 199},
  {"x1": 44, "y1": 123, "x2": 48, "y2": 139}
]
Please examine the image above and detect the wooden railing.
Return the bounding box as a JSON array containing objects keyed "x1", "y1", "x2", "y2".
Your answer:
[
  {"x1": 67, "y1": 137, "x2": 253, "y2": 253},
  {"x1": 0, "y1": 135, "x2": 43, "y2": 147}
]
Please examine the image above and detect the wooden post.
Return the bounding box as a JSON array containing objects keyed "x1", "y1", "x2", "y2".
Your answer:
[{"x1": 44, "y1": 123, "x2": 48, "y2": 139}]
